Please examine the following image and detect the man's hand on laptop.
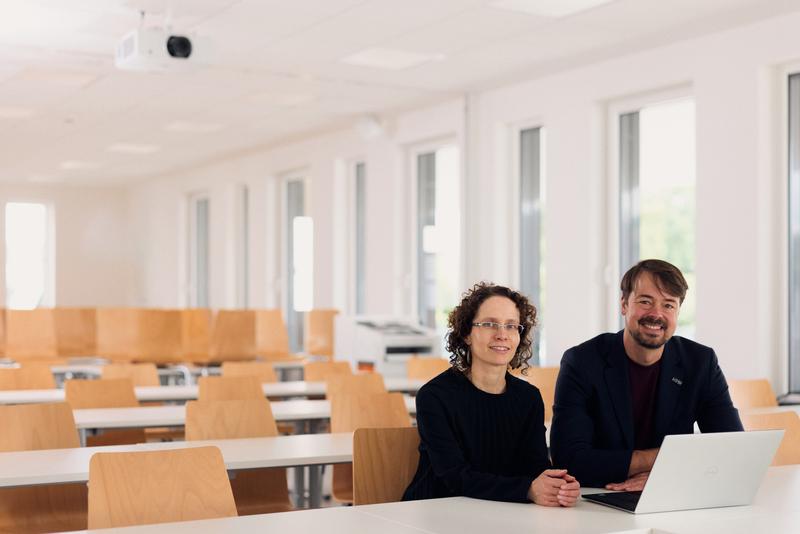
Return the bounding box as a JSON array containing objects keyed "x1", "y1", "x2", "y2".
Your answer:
[{"x1": 605, "y1": 471, "x2": 649, "y2": 492}]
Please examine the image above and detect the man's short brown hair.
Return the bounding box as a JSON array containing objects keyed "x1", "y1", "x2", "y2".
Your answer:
[{"x1": 621, "y1": 259, "x2": 689, "y2": 304}]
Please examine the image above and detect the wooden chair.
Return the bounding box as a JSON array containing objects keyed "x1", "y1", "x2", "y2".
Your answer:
[
  {"x1": 65, "y1": 378, "x2": 144, "y2": 445},
  {"x1": 353, "y1": 427, "x2": 420, "y2": 505},
  {"x1": 325, "y1": 373, "x2": 386, "y2": 397},
  {"x1": 222, "y1": 361, "x2": 278, "y2": 383},
  {"x1": 5, "y1": 309, "x2": 58, "y2": 360},
  {"x1": 0, "y1": 365, "x2": 56, "y2": 390},
  {"x1": 101, "y1": 363, "x2": 160, "y2": 386},
  {"x1": 304, "y1": 360, "x2": 351, "y2": 382},
  {"x1": 512, "y1": 366, "x2": 560, "y2": 421},
  {"x1": 95, "y1": 308, "x2": 140, "y2": 362},
  {"x1": 741, "y1": 411, "x2": 800, "y2": 465},
  {"x1": 87, "y1": 446, "x2": 237, "y2": 529},
  {"x1": 305, "y1": 308, "x2": 339, "y2": 359},
  {"x1": 330, "y1": 392, "x2": 412, "y2": 503},
  {"x1": 728, "y1": 379, "x2": 779, "y2": 409},
  {"x1": 406, "y1": 356, "x2": 450, "y2": 381},
  {"x1": 198, "y1": 375, "x2": 263, "y2": 401},
  {"x1": 208, "y1": 310, "x2": 257, "y2": 363},
  {"x1": 0, "y1": 402, "x2": 87, "y2": 532},
  {"x1": 186, "y1": 399, "x2": 292, "y2": 515},
  {"x1": 138, "y1": 309, "x2": 183, "y2": 364},
  {"x1": 181, "y1": 308, "x2": 212, "y2": 361},
  {"x1": 53, "y1": 307, "x2": 96, "y2": 357},
  {"x1": 255, "y1": 309, "x2": 303, "y2": 361}
]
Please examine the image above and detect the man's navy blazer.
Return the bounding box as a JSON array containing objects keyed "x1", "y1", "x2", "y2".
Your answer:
[{"x1": 549, "y1": 331, "x2": 743, "y2": 487}]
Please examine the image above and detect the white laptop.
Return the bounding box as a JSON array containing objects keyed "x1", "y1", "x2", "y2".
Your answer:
[{"x1": 582, "y1": 430, "x2": 783, "y2": 514}]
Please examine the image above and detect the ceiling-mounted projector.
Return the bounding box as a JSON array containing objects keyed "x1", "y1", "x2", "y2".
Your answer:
[{"x1": 115, "y1": 27, "x2": 208, "y2": 71}]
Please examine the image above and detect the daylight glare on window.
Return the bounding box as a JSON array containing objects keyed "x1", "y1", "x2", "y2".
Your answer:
[{"x1": 5, "y1": 202, "x2": 49, "y2": 310}]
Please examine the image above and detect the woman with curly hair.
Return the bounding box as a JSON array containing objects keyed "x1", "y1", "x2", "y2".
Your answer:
[{"x1": 402, "y1": 282, "x2": 580, "y2": 506}]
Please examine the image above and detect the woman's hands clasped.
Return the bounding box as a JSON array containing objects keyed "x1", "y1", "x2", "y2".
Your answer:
[{"x1": 528, "y1": 469, "x2": 581, "y2": 507}]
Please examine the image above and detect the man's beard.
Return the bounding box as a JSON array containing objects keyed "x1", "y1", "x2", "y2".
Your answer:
[{"x1": 631, "y1": 318, "x2": 668, "y2": 349}]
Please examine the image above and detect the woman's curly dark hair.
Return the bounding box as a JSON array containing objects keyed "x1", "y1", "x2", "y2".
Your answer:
[{"x1": 446, "y1": 282, "x2": 537, "y2": 375}]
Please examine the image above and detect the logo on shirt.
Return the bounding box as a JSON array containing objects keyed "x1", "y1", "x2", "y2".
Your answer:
[{"x1": 671, "y1": 377, "x2": 683, "y2": 386}]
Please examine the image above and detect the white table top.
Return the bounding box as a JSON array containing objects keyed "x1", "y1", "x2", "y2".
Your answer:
[
  {"x1": 61, "y1": 465, "x2": 800, "y2": 534},
  {"x1": 0, "y1": 377, "x2": 424, "y2": 404},
  {"x1": 0, "y1": 433, "x2": 354, "y2": 488},
  {"x1": 72, "y1": 396, "x2": 417, "y2": 430}
]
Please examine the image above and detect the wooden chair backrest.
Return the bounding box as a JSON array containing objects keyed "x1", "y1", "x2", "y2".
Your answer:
[
  {"x1": 181, "y1": 309, "x2": 211, "y2": 361},
  {"x1": 330, "y1": 392, "x2": 411, "y2": 433},
  {"x1": 5, "y1": 309, "x2": 58, "y2": 359},
  {"x1": 728, "y1": 379, "x2": 778, "y2": 409},
  {"x1": 406, "y1": 357, "x2": 450, "y2": 381},
  {"x1": 95, "y1": 308, "x2": 140, "y2": 361},
  {"x1": 209, "y1": 310, "x2": 256, "y2": 362},
  {"x1": 198, "y1": 375, "x2": 263, "y2": 401},
  {"x1": 305, "y1": 308, "x2": 339, "y2": 358},
  {"x1": 304, "y1": 360, "x2": 351, "y2": 382},
  {"x1": 65, "y1": 378, "x2": 138, "y2": 409},
  {"x1": 0, "y1": 402, "x2": 86, "y2": 532},
  {"x1": 53, "y1": 307, "x2": 96, "y2": 357},
  {"x1": 326, "y1": 373, "x2": 386, "y2": 398},
  {"x1": 101, "y1": 363, "x2": 160, "y2": 387},
  {"x1": 254, "y1": 309, "x2": 292, "y2": 360},
  {"x1": 0, "y1": 402, "x2": 79, "y2": 451},
  {"x1": 0, "y1": 307, "x2": 5, "y2": 357},
  {"x1": 0, "y1": 365, "x2": 56, "y2": 390},
  {"x1": 221, "y1": 361, "x2": 278, "y2": 383},
  {"x1": 186, "y1": 399, "x2": 278, "y2": 440},
  {"x1": 138, "y1": 309, "x2": 183, "y2": 364},
  {"x1": 514, "y1": 366, "x2": 560, "y2": 421},
  {"x1": 87, "y1": 446, "x2": 237, "y2": 529},
  {"x1": 741, "y1": 411, "x2": 800, "y2": 466},
  {"x1": 353, "y1": 427, "x2": 420, "y2": 505}
]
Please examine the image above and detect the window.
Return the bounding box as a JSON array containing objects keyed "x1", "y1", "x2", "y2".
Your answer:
[
  {"x1": 415, "y1": 145, "x2": 461, "y2": 331},
  {"x1": 5, "y1": 202, "x2": 53, "y2": 309},
  {"x1": 789, "y1": 73, "x2": 800, "y2": 391},
  {"x1": 353, "y1": 162, "x2": 366, "y2": 314},
  {"x1": 285, "y1": 177, "x2": 312, "y2": 352},
  {"x1": 236, "y1": 185, "x2": 249, "y2": 308},
  {"x1": 188, "y1": 194, "x2": 210, "y2": 307},
  {"x1": 519, "y1": 127, "x2": 545, "y2": 363},
  {"x1": 617, "y1": 98, "x2": 696, "y2": 338}
]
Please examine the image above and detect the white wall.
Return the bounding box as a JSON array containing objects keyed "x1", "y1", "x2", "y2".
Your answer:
[{"x1": 0, "y1": 184, "x2": 133, "y2": 307}]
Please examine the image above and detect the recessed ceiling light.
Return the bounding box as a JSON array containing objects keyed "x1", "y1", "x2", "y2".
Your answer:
[
  {"x1": 107, "y1": 142, "x2": 161, "y2": 154},
  {"x1": 489, "y1": 0, "x2": 614, "y2": 18},
  {"x1": 164, "y1": 121, "x2": 223, "y2": 133},
  {"x1": 0, "y1": 106, "x2": 35, "y2": 119},
  {"x1": 340, "y1": 48, "x2": 445, "y2": 70},
  {"x1": 59, "y1": 160, "x2": 101, "y2": 171}
]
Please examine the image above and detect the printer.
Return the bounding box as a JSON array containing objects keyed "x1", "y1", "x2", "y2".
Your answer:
[{"x1": 334, "y1": 315, "x2": 441, "y2": 376}]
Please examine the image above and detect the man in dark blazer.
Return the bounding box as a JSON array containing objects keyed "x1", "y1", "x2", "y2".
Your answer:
[{"x1": 550, "y1": 259, "x2": 742, "y2": 490}]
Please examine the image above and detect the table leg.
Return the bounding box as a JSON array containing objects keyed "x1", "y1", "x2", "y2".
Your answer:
[
  {"x1": 79, "y1": 428, "x2": 87, "y2": 447},
  {"x1": 293, "y1": 466, "x2": 307, "y2": 508},
  {"x1": 308, "y1": 465, "x2": 322, "y2": 508}
]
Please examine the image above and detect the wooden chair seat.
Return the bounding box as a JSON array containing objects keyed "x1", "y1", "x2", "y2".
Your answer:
[
  {"x1": 87, "y1": 446, "x2": 237, "y2": 529},
  {"x1": 741, "y1": 411, "x2": 800, "y2": 465},
  {"x1": 0, "y1": 402, "x2": 87, "y2": 533},
  {"x1": 353, "y1": 427, "x2": 420, "y2": 505},
  {"x1": 185, "y1": 399, "x2": 292, "y2": 516}
]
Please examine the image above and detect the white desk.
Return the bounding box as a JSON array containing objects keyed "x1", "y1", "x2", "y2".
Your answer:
[
  {"x1": 0, "y1": 377, "x2": 424, "y2": 405},
  {"x1": 72, "y1": 396, "x2": 418, "y2": 443},
  {"x1": 61, "y1": 465, "x2": 800, "y2": 534},
  {"x1": 0, "y1": 433, "x2": 354, "y2": 508}
]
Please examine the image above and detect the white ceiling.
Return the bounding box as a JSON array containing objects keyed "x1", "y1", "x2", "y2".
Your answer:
[{"x1": 0, "y1": 0, "x2": 798, "y2": 186}]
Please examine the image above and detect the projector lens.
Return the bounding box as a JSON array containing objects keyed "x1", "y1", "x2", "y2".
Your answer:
[{"x1": 167, "y1": 36, "x2": 192, "y2": 58}]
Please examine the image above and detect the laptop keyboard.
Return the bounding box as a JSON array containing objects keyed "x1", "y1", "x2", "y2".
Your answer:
[{"x1": 584, "y1": 491, "x2": 643, "y2": 512}]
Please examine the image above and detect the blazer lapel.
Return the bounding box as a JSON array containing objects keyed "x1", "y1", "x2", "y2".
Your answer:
[
  {"x1": 653, "y1": 341, "x2": 683, "y2": 441},
  {"x1": 604, "y1": 337, "x2": 634, "y2": 449}
]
